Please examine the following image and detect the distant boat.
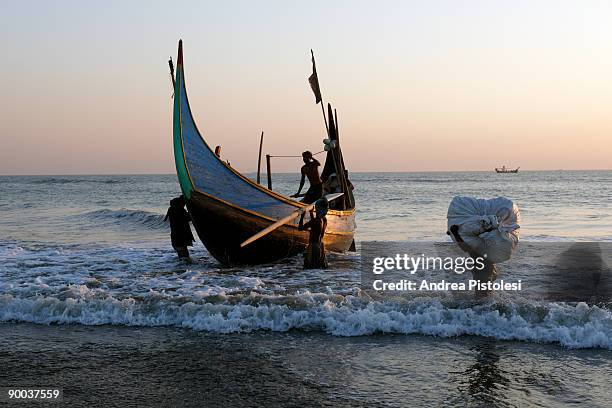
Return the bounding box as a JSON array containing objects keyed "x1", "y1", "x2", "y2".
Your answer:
[
  {"x1": 170, "y1": 40, "x2": 356, "y2": 265},
  {"x1": 495, "y1": 166, "x2": 519, "y2": 174}
]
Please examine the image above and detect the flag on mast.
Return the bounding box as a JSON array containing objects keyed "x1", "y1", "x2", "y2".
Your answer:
[{"x1": 308, "y1": 49, "x2": 322, "y2": 104}]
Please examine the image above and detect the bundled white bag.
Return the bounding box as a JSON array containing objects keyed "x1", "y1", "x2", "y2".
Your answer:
[{"x1": 447, "y1": 196, "x2": 520, "y2": 263}]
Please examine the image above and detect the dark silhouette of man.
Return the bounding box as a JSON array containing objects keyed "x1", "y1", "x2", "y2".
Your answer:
[
  {"x1": 291, "y1": 151, "x2": 322, "y2": 204},
  {"x1": 298, "y1": 198, "x2": 329, "y2": 269},
  {"x1": 449, "y1": 224, "x2": 497, "y2": 298},
  {"x1": 164, "y1": 195, "x2": 195, "y2": 261}
]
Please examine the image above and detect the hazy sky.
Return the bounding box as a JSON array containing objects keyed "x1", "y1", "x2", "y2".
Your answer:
[{"x1": 1, "y1": 0, "x2": 611, "y2": 174}]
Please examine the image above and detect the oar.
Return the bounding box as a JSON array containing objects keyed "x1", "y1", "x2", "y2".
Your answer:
[{"x1": 240, "y1": 193, "x2": 343, "y2": 248}]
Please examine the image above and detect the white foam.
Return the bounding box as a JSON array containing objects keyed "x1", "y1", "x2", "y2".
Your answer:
[
  {"x1": 2, "y1": 239, "x2": 611, "y2": 350},
  {"x1": 0, "y1": 293, "x2": 610, "y2": 349}
]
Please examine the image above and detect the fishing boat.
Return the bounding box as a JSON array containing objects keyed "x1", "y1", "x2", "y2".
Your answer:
[
  {"x1": 495, "y1": 166, "x2": 519, "y2": 174},
  {"x1": 170, "y1": 40, "x2": 356, "y2": 265}
]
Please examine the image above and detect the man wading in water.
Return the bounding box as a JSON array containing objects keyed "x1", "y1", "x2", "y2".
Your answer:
[
  {"x1": 449, "y1": 224, "x2": 497, "y2": 298},
  {"x1": 298, "y1": 198, "x2": 329, "y2": 269},
  {"x1": 164, "y1": 196, "x2": 195, "y2": 262},
  {"x1": 291, "y1": 151, "x2": 322, "y2": 204}
]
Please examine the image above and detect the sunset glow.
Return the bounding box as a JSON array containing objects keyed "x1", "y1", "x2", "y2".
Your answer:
[{"x1": 1, "y1": 0, "x2": 611, "y2": 174}]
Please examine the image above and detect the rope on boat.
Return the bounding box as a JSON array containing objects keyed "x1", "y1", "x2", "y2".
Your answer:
[{"x1": 268, "y1": 150, "x2": 325, "y2": 158}]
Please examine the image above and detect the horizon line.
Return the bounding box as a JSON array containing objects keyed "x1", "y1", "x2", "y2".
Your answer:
[{"x1": 1, "y1": 169, "x2": 611, "y2": 177}]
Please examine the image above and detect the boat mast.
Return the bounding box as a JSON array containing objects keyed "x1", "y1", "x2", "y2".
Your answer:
[{"x1": 309, "y1": 50, "x2": 351, "y2": 207}]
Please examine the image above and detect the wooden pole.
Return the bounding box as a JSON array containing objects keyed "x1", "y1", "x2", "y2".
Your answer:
[
  {"x1": 266, "y1": 154, "x2": 272, "y2": 190},
  {"x1": 325, "y1": 103, "x2": 345, "y2": 209},
  {"x1": 240, "y1": 193, "x2": 344, "y2": 248},
  {"x1": 320, "y1": 102, "x2": 330, "y2": 138},
  {"x1": 256, "y1": 131, "x2": 264, "y2": 184},
  {"x1": 334, "y1": 108, "x2": 351, "y2": 209}
]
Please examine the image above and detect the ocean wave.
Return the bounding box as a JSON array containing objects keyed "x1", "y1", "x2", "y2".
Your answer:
[
  {"x1": 29, "y1": 178, "x2": 123, "y2": 185},
  {"x1": 0, "y1": 292, "x2": 610, "y2": 350},
  {"x1": 75, "y1": 209, "x2": 168, "y2": 230},
  {"x1": 405, "y1": 178, "x2": 494, "y2": 184}
]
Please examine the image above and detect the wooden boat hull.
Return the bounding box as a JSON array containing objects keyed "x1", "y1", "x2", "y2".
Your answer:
[
  {"x1": 172, "y1": 40, "x2": 356, "y2": 265},
  {"x1": 188, "y1": 190, "x2": 355, "y2": 265}
]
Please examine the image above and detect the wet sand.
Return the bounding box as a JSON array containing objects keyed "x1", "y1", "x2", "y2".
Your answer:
[{"x1": 1, "y1": 323, "x2": 610, "y2": 407}]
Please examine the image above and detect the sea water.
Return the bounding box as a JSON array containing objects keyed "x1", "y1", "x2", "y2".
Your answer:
[{"x1": 0, "y1": 171, "x2": 610, "y2": 406}]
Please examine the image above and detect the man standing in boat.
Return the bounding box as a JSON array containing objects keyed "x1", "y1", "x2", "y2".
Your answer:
[{"x1": 291, "y1": 151, "x2": 323, "y2": 204}]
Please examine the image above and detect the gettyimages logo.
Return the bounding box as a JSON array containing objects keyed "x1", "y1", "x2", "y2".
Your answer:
[
  {"x1": 371, "y1": 253, "x2": 486, "y2": 275},
  {"x1": 361, "y1": 241, "x2": 523, "y2": 294}
]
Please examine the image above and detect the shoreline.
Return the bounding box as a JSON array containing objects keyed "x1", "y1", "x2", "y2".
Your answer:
[{"x1": 1, "y1": 322, "x2": 610, "y2": 407}]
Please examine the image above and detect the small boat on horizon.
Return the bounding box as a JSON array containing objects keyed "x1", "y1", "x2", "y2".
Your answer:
[
  {"x1": 495, "y1": 166, "x2": 520, "y2": 174},
  {"x1": 169, "y1": 40, "x2": 356, "y2": 265}
]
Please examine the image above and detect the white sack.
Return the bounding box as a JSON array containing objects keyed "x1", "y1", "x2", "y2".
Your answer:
[{"x1": 447, "y1": 196, "x2": 520, "y2": 263}]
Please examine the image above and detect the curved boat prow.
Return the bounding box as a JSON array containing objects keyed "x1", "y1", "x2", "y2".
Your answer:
[{"x1": 172, "y1": 39, "x2": 194, "y2": 199}]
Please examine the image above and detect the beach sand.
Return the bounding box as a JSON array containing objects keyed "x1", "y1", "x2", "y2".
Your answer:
[{"x1": 1, "y1": 323, "x2": 610, "y2": 407}]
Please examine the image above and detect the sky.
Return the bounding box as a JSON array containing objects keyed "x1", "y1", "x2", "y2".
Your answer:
[{"x1": 1, "y1": 0, "x2": 611, "y2": 174}]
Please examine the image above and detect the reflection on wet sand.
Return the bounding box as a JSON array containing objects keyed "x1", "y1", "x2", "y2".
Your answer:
[{"x1": 455, "y1": 339, "x2": 510, "y2": 407}]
